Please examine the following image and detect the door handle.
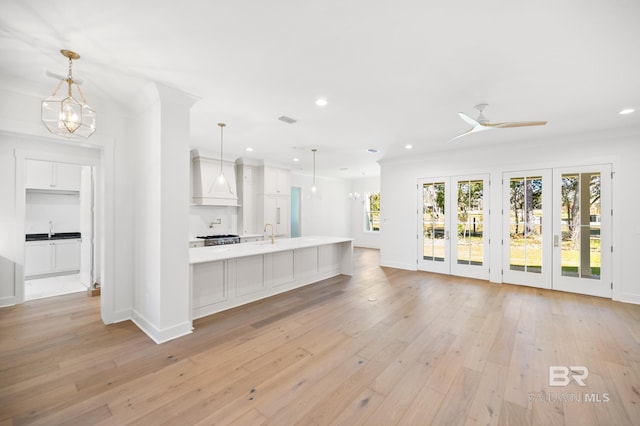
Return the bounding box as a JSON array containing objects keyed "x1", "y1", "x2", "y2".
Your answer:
[
  {"x1": 445, "y1": 230, "x2": 450, "y2": 240},
  {"x1": 554, "y1": 235, "x2": 559, "y2": 247},
  {"x1": 277, "y1": 207, "x2": 281, "y2": 224}
]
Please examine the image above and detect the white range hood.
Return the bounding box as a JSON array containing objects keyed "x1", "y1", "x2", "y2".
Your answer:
[{"x1": 191, "y1": 150, "x2": 238, "y2": 206}]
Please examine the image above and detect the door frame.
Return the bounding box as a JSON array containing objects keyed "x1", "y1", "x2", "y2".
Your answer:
[
  {"x1": 15, "y1": 150, "x2": 101, "y2": 306},
  {"x1": 552, "y1": 164, "x2": 612, "y2": 298}
]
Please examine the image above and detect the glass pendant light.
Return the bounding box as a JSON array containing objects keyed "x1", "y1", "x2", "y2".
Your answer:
[
  {"x1": 209, "y1": 122, "x2": 233, "y2": 194},
  {"x1": 41, "y1": 50, "x2": 96, "y2": 138}
]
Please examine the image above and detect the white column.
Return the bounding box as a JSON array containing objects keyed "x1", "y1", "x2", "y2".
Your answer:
[{"x1": 131, "y1": 82, "x2": 200, "y2": 343}]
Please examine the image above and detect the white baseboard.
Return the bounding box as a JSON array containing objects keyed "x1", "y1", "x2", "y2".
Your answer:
[
  {"x1": 379, "y1": 261, "x2": 417, "y2": 271},
  {"x1": 613, "y1": 291, "x2": 640, "y2": 305},
  {"x1": 131, "y1": 309, "x2": 193, "y2": 344}
]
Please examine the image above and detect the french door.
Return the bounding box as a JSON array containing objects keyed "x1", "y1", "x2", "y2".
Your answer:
[
  {"x1": 502, "y1": 170, "x2": 552, "y2": 289},
  {"x1": 418, "y1": 178, "x2": 450, "y2": 274},
  {"x1": 418, "y1": 175, "x2": 489, "y2": 279},
  {"x1": 552, "y1": 165, "x2": 611, "y2": 298},
  {"x1": 502, "y1": 165, "x2": 611, "y2": 298}
]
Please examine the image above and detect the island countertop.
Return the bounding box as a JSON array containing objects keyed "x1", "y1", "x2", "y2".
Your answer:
[{"x1": 189, "y1": 236, "x2": 353, "y2": 264}]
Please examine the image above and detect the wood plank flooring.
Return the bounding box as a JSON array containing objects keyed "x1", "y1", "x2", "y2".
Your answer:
[{"x1": 1, "y1": 248, "x2": 639, "y2": 425}]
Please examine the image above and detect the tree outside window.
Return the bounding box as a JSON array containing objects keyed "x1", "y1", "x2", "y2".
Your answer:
[{"x1": 365, "y1": 192, "x2": 380, "y2": 232}]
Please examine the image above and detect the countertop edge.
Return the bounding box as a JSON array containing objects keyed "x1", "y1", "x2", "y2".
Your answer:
[{"x1": 190, "y1": 236, "x2": 353, "y2": 264}]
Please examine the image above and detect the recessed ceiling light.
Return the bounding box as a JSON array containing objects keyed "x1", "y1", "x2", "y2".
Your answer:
[
  {"x1": 293, "y1": 158, "x2": 299, "y2": 162},
  {"x1": 246, "y1": 147, "x2": 253, "y2": 152},
  {"x1": 405, "y1": 144, "x2": 413, "y2": 149},
  {"x1": 316, "y1": 98, "x2": 328, "y2": 107},
  {"x1": 367, "y1": 148, "x2": 379, "y2": 154},
  {"x1": 619, "y1": 108, "x2": 635, "y2": 115}
]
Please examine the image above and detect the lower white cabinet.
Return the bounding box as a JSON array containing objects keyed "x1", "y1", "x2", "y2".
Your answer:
[
  {"x1": 191, "y1": 240, "x2": 353, "y2": 320},
  {"x1": 25, "y1": 239, "x2": 81, "y2": 277},
  {"x1": 24, "y1": 241, "x2": 52, "y2": 276},
  {"x1": 240, "y1": 236, "x2": 264, "y2": 243}
]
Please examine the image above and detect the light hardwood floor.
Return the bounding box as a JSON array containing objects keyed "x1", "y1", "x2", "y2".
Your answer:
[{"x1": 1, "y1": 248, "x2": 639, "y2": 425}]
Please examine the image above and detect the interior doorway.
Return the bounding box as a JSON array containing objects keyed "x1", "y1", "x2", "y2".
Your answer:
[{"x1": 22, "y1": 159, "x2": 97, "y2": 301}]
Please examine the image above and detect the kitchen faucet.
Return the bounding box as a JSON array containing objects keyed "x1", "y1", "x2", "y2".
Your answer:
[
  {"x1": 264, "y1": 223, "x2": 274, "y2": 244},
  {"x1": 48, "y1": 220, "x2": 53, "y2": 238}
]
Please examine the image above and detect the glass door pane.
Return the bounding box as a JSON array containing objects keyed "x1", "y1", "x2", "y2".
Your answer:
[
  {"x1": 502, "y1": 170, "x2": 552, "y2": 289},
  {"x1": 451, "y1": 175, "x2": 489, "y2": 280},
  {"x1": 508, "y1": 176, "x2": 543, "y2": 273},
  {"x1": 423, "y1": 181, "x2": 446, "y2": 261},
  {"x1": 559, "y1": 172, "x2": 601, "y2": 278},
  {"x1": 418, "y1": 178, "x2": 450, "y2": 274}
]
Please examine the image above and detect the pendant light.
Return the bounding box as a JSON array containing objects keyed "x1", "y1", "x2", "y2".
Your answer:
[
  {"x1": 41, "y1": 50, "x2": 96, "y2": 138},
  {"x1": 311, "y1": 148, "x2": 318, "y2": 193},
  {"x1": 209, "y1": 122, "x2": 233, "y2": 194}
]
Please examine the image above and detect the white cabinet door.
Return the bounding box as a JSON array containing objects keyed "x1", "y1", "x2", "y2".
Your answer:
[
  {"x1": 25, "y1": 160, "x2": 81, "y2": 191},
  {"x1": 265, "y1": 195, "x2": 290, "y2": 236},
  {"x1": 25, "y1": 242, "x2": 53, "y2": 276},
  {"x1": 25, "y1": 160, "x2": 54, "y2": 189},
  {"x1": 277, "y1": 196, "x2": 290, "y2": 236},
  {"x1": 263, "y1": 167, "x2": 291, "y2": 195},
  {"x1": 25, "y1": 240, "x2": 81, "y2": 277},
  {"x1": 240, "y1": 236, "x2": 264, "y2": 243},
  {"x1": 53, "y1": 240, "x2": 81, "y2": 272},
  {"x1": 54, "y1": 163, "x2": 81, "y2": 191},
  {"x1": 276, "y1": 169, "x2": 291, "y2": 195}
]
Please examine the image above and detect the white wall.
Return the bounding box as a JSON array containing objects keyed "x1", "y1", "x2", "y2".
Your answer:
[
  {"x1": 379, "y1": 131, "x2": 640, "y2": 305},
  {"x1": 291, "y1": 173, "x2": 351, "y2": 238},
  {"x1": 349, "y1": 176, "x2": 381, "y2": 249},
  {"x1": 189, "y1": 205, "x2": 238, "y2": 237},
  {"x1": 25, "y1": 192, "x2": 80, "y2": 234}
]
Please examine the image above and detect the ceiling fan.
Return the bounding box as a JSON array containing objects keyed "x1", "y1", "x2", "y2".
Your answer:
[{"x1": 450, "y1": 103, "x2": 547, "y2": 141}]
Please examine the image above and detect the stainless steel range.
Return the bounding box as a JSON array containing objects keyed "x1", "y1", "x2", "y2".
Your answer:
[{"x1": 196, "y1": 234, "x2": 241, "y2": 246}]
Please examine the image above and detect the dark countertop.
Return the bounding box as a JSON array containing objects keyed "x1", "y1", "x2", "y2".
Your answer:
[{"x1": 26, "y1": 232, "x2": 82, "y2": 241}]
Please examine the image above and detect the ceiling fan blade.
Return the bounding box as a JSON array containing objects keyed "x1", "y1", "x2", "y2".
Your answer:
[
  {"x1": 489, "y1": 121, "x2": 547, "y2": 128},
  {"x1": 448, "y1": 125, "x2": 491, "y2": 142},
  {"x1": 458, "y1": 112, "x2": 480, "y2": 127}
]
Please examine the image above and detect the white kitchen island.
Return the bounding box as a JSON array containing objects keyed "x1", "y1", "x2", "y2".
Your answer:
[{"x1": 189, "y1": 236, "x2": 353, "y2": 320}]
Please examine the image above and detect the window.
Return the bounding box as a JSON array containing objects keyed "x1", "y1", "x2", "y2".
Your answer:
[{"x1": 364, "y1": 192, "x2": 380, "y2": 232}]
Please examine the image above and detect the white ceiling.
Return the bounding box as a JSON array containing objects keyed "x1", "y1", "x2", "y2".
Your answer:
[{"x1": 1, "y1": 0, "x2": 639, "y2": 178}]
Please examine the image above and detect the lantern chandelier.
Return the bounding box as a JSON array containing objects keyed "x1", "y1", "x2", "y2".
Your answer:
[{"x1": 41, "y1": 50, "x2": 96, "y2": 138}]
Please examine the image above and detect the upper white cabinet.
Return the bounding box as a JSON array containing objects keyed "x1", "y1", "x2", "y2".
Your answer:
[
  {"x1": 25, "y1": 160, "x2": 81, "y2": 191},
  {"x1": 257, "y1": 166, "x2": 291, "y2": 237},
  {"x1": 191, "y1": 154, "x2": 239, "y2": 206},
  {"x1": 236, "y1": 162, "x2": 257, "y2": 235},
  {"x1": 263, "y1": 167, "x2": 291, "y2": 195}
]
